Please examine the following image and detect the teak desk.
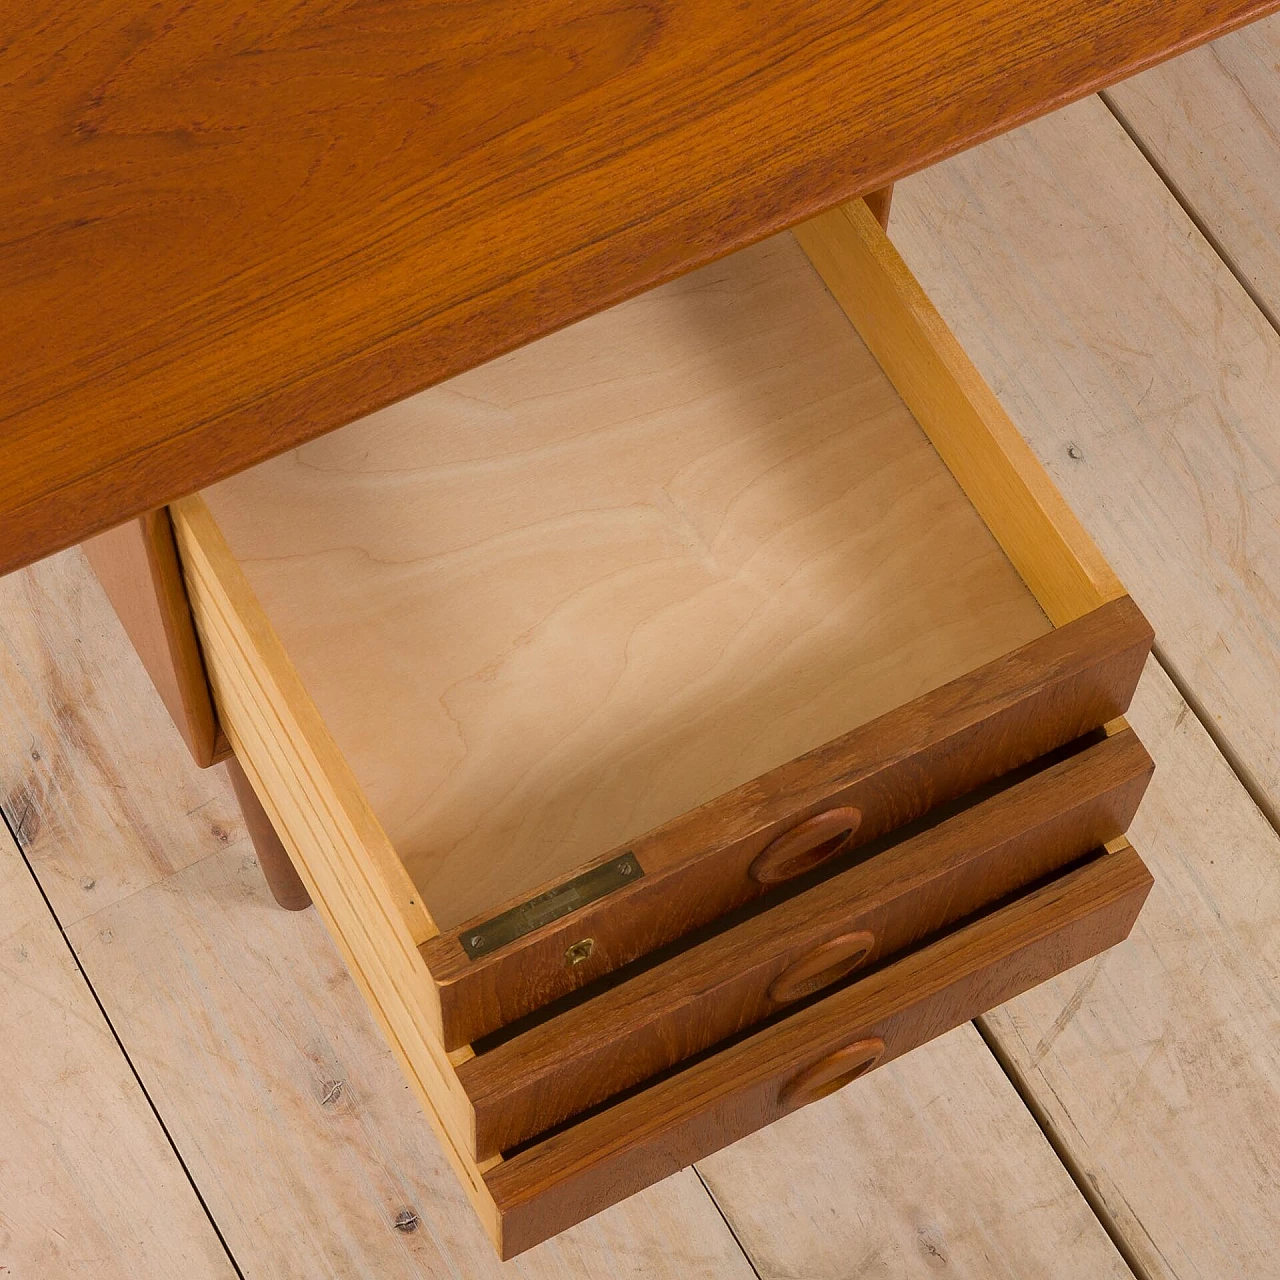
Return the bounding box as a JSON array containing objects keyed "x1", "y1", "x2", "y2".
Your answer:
[{"x1": 5, "y1": 1, "x2": 1276, "y2": 1256}]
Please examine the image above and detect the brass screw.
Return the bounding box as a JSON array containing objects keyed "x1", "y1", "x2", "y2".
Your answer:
[{"x1": 564, "y1": 938, "x2": 595, "y2": 967}]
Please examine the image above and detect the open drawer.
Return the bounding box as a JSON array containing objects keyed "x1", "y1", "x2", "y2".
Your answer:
[{"x1": 170, "y1": 198, "x2": 1154, "y2": 1256}]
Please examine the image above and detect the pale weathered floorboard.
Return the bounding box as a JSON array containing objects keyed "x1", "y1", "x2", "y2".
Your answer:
[
  {"x1": 202, "y1": 231, "x2": 1048, "y2": 930},
  {"x1": 0, "y1": 824, "x2": 234, "y2": 1278},
  {"x1": 983, "y1": 662, "x2": 1280, "y2": 1280},
  {"x1": 0, "y1": 552, "x2": 239, "y2": 924},
  {"x1": 894, "y1": 94, "x2": 1280, "y2": 848},
  {"x1": 698, "y1": 1023, "x2": 1131, "y2": 1279},
  {"x1": 894, "y1": 96, "x2": 1280, "y2": 1277},
  {"x1": 72, "y1": 846, "x2": 756, "y2": 1279},
  {"x1": 1106, "y1": 13, "x2": 1280, "y2": 316},
  {"x1": 4, "y1": 545, "x2": 1126, "y2": 1276}
]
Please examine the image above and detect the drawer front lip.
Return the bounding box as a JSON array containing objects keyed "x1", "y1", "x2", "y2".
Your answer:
[
  {"x1": 425, "y1": 595, "x2": 1153, "y2": 1049},
  {"x1": 486, "y1": 843, "x2": 1154, "y2": 1259},
  {"x1": 460, "y1": 728, "x2": 1153, "y2": 1158}
]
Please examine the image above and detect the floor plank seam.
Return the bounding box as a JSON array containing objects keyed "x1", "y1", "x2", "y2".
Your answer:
[
  {"x1": 0, "y1": 798, "x2": 250, "y2": 1280},
  {"x1": 1099, "y1": 88, "x2": 1280, "y2": 343},
  {"x1": 65, "y1": 840, "x2": 234, "y2": 928},
  {"x1": 1149, "y1": 642, "x2": 1280, "y2": 838},
  {"x1": 692, "y1": 1165, "x2": 765, "y2": 1280},
  {"x1": 971, "y1": 1016, "x2": 1150, "y2": 1280}
]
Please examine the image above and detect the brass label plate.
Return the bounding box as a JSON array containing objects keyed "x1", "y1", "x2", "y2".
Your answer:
[{"x1": 458, "y1": 852, "x2": 644, "y2": 960}]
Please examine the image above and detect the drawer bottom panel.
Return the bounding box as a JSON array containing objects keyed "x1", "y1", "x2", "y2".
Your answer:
[{"x1": 485, "y1": 842, "x2": 1151, "y2": 1258}]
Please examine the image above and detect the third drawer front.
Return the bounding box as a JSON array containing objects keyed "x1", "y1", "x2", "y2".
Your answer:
[
  {"x1": 485, "y1": 841, "x2": 1153, "y2": 1257},
  {"x1": 459, "y1": 725, "x2": 1152, "y2": 1159}
]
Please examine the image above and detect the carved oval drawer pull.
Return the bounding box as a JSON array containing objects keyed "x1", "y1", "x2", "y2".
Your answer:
[
  {"x1": 748, "y1": 805, "x2": 862, "y2": 885},
  {"x1": 768, "y1": 929, "x2": 876, "y2": 1005},
  {"x1": 779, "y1": 1036, "x2": 886, "y2": 1111}
]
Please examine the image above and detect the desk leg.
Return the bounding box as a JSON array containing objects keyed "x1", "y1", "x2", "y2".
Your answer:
[
  {"x1": 226, "y1": 756, "x2": 311, "y2": 911},
  {"x1": 864, "y1": 184, "x2": 894, "y2": 230}
]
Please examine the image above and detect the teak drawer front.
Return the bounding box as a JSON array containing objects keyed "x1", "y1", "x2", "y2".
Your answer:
[
  {"x1": 427, "y1": 595, "x2": 1151, "y2": 1048},
  {"x1": 486, "y1": 843, "x2": 1153, "y2": 1257},
  {"x1": 460, "y1": 727, "x2": 1152, "y2": 1158}
]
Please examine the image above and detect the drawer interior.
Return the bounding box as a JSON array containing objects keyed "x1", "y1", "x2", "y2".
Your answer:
[{"x1": 200, "y1": 230, "x2": 1053, "y2": 933}]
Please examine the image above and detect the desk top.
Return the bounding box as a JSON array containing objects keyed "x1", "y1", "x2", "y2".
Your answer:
[{"x1": 4, "y1": 0, "x2": 1275, "y2": 573}]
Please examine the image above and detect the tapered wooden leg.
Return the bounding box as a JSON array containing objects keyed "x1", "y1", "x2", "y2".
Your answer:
[
  {"x1": 226, "y1": 756, "x2": 311, "y2": 910},
  {"x1": 864, "y1": 183, "x2": 894, "y2": 230}
]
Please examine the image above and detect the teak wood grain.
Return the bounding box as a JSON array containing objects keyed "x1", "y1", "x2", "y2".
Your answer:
[
  {"x1": 427, "y1": 594, "x2": 1152, "y2": 1048},
  {"x1": 487, "y1": 844, "x2": 1153, "y2": 1257},
  {"x1": 4, "y1": 1, "x2": 1279, "y2": 575},
  {"x1": 864, "y1": 186, "x2": 895, "y2": 231},
  {"x1": 81, "y1": 513, "x2": 227, "y2": 768},
  {"x1": 461, "y1": 728, "x2": 1153, "y2": 1159}
]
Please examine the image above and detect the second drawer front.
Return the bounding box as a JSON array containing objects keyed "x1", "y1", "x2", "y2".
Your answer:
[
  {"x1": 485, "y1": 842, "x2": 1152, "y2": 1258},
  {"x1": 461, "y1": 727, "x2": 1151, "y2": 1157}
]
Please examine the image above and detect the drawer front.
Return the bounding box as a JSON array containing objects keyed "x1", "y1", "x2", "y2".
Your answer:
[
  {"x1": 425, "y1": 595, "x2": 1152, "y2": 1048},
  {"x1": 461, "y1": 728, "x2": 1152, "y2": 1157},
  {"x1": 485, "y1": 843, "x2": 1153, "y2": 1258}
]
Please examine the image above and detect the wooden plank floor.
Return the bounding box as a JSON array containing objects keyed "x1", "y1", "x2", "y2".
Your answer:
[
  {"x1": 5, "y1": 20, "x2": 1280, "y2": 1274},
  {"x1": 892, "y1": 58, "x2": 1280, "y2": 1278},
  {"x1": 0, "y1": 825, "x2": 234, "y2": 1278}
]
